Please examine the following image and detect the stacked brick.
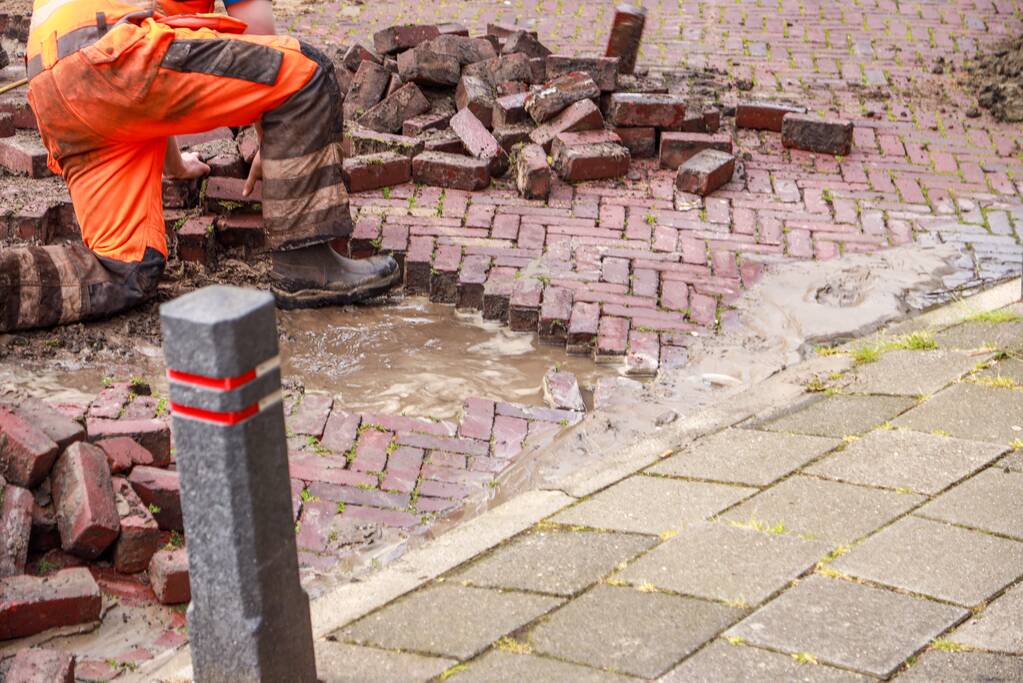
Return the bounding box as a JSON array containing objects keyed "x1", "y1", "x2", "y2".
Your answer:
[{"x1": 0, "y1": 380, "x2": 192, "y2": 643}]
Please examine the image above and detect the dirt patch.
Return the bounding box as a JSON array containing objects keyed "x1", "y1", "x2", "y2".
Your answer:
[{"x1": 966, "y1": 33, "x2": 1023, "y2": 122}]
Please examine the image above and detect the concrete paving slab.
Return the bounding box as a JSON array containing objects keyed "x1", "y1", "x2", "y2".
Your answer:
[
  {"x1": 314, "y1": 641, "x2": 455, "y2": 683},
  {"x1": 805, "y1": 429, "x2": 1008, "y2": 495},
  {"x1": 1002, "y1": 450, "x2": 1023, "y2": 472},
  {"x1": 934, "y1": 311, "x2": 1023, "y2": 352},
  {"x1": 916, "y1": 468, "x2": 1023, "y2": 539},
  {"x1": 721, "y1": 476, "x2": 924, "y2": 545},
  {"x1": 452, "y1": 528, "x2": 656, "y2": 596},
  {"x1": 530, "y1": 584, "x2": 745, "y2": 679},
  {"x1": 894, "y1": 650, "x2": 1023, "y2": 682},
  {"x1": 726, "y1": 576, "x2": 968, "y2": 678},
  {"x1": 551, "y1": 475, "x2": 755, "y2": 536},
  {"x1": 647, "y1": 429, "x2": 841, "y2": 486},
  {"x1": 832, "y1": 516, "x2": 1023, "y2": 606},
  {"x1": 976, "y1": 357, "x2": 1023, "y2": 385},
  {"x1": 843, "y1": 349, "x2": 984, "y2": 396},
  {"x1": 448, "y1": 650, "x2": 634, "y2": 682},
  {"x1": 893, "y1": 383, "x2": 1023, "y2": 446},
  {"x1": 951, "y1": 582, "x2": 1023, "y2": 654},
  {"x1": 660, "y1": 639, "x2": 869, "y2": 682},
  {"x1": 339, "y1": 584, "x2": 562, "y2": 659},
  {"x1": 756, "y1": 395, "x2": 918, "y2": 438},
  {"x1": 615, "y1": 522, "x2": 829, "y2": 606}
]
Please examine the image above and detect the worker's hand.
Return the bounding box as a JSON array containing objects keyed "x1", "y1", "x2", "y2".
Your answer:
[
  {"x1": 167, "y1": 151, "x2": 210, "y2": 180},
  {"x1": 243, "y1": 150, "x2": 262, "y2": 197}
]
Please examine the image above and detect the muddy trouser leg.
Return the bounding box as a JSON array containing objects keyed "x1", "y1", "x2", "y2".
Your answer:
[{"x1": 0, "y1": 244, "x2": 165, "y2": 333}]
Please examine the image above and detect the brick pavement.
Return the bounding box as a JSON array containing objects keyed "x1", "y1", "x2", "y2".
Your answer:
[{"x1": 318, "y1": 302, "x2": 1023, "y2": 681}]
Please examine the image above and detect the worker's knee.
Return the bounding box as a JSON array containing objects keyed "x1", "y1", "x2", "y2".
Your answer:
[{"x1": 89, "y1": 247, "x2": 166, "y2": 320}]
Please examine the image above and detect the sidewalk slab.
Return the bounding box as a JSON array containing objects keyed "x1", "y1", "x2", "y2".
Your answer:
[
  {"x1": 660, "y1": 640, "x2": 868, "y2": 682},
  {"x1": 842, "y1": 350, "x2": 984, "y2": 397},
  {"x1": 893, "y1": 383, "x2": 1023, "y2": 446},
  {"x1": 529, "y1": 584, "x2": 745, "y2": 679},
  {"x1": 647, "y1": 429, "x2": 840, "y2": 486},
  {"x1": 754, "y1": 395, "x2": 917, "y2": 438},
  {"x1": 933, "y1": 307, "x2": 1023, "y2": 352},
  {"x1": 726, "y1": 576, "x2": 968, "y2": 678},
  {"x1": 452, "y1": 528, "x2": 655, "y2": 596},
  {"x1": 550, "y1": 475, "x2": 754, "y2": 535},
  {"x1": 338, "y1": 583, "x2": 562, "y2": 659},
  {"x1": 721, "y1": 476, "x2": 924, "y2": 545},
  {"x1": 314, "y1": 642, "x2": 455, "y2": 683},
  {"x1": 805, "y1": 429, "x2": 1008, "y2": 495},
  {"x1": 832, "y1": 516, "x2": 1023, "y2": 606},
  {"x1": 1004, "y1": 451, "x2": 1023, "y2": 472},
  {"x1": 895, "y1": 650, "x2": 1023, "y2": 682},
  {"x1": 949, "y1": 582, "x2": 1023, "y2": 654},
  {"x1": 449, "y1": 650, "x2": 634, "y2": 682},
  {"x1": 915, "y1": 469, "x2": 1023, "y2": 539},
  {"x1": 615, "y1": 522, "x2": 829, "y2": 605}
]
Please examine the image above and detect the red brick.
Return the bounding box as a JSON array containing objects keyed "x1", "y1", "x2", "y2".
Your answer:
[
  {"x1": 605, "y1": 4, "x2": 646, "y2": 74},
  {"x1": 86, "y1": 418, "x2": 170, "y2": 464},
  {"x1": 703, "y1": 108, "x2": 721, "y2": 133},
  {"x1": 509, "y1": 278, "x2": 543, "y2": 331},
  {"x1": 402, "y1": 110, "x2": 453, "y2": 137},
  {"x1": 735, "y1": 101, "x2": 805, "y2": 131},
  {"x1": 128, "y1": 466, "x2": 182, "y2": 531},
  {"x1": 0, "y1": 406, "x2": 60, "y2": 488},
  {"x1": 463, "y1": 53, "x2": 533, "y2": 86},
  {"x1": 487, "y1": 22, "x2": 537, "y2": 39},
  {"x1": 359, "y1": 82, "x2": 430, "y2": 134},
  {"x1": 482, "y1": 266, "x2": 517, "y2": 321},
  {"x1": 781, "y1": 114, "x2": 854, "y2": 156},
  {"x1": 438, "y1": 22, "x2": 469, "y2": 36},
  {"x1": 373, "y1": 24, "x2": 440, "y2": 55},
  {"x1": 341, "y1": 43, "x2": 382, "y2": 71},
  {"x1": 0, "y1": 112, "x2": 13, "y2": 138},
  {"x1": 492, "y1": 415, "x2": 528, "y2": 459},
  {"x1": 459, "y1": 398, "x2": 496, "y2": 441},
  {"x1": 613, "y1": 126, "x2": 656, "y2": 158},
  {"x1": 525, "y1": 71, "x2": 599, "y2": 124},
  {"x1": 596, "y1": 316, "x2": 630, "y2": 358},
  {"x1": 149, "y1": 548, "x2": 190, "y2": 605},
  {"x1": 345, "y1": 126, "x2": 424, "y2": 158},
  {"x1": 529, "y1": 99, "x2": 605, "y2": 151},
  {"x1": 456, "y1": 254, "x2": 490, "y2": 310},
  {"x1": 1, "y1": 484, "x2": 32, "y2": 577},
  {"x1": 626, "y1": 330, "x2": 660, "y2": 375},
  {"x1": 421, "y1": 130, "x2": 465, "y2": 154},
  {"x1": 412, "y1": 151, "x2": 491, "y2": 191},
  {"x1": 343, "y1": 61, "x2": 391, "y2": 121},
  {"x1": 455, "y1": 75, "x2": 497, "y2": 129},
  {"x1": 396, "y1": 431, "x2": 489, "y2": 457},
  {"x1": 676, "y1": 149, "x2": 736, "y2": 196},
  {"x1": 659, "y1": 131, "x2": 733, "y2": 170},
  {"x1": 404, "y1": 234, "x2": 435, "y2": 293},
  {"x1": 6, "y1": 648, "x2": 75, "y2": 683},
  {"x1": 50, "y1": 443, "x2": 119, "y2": 560},
  {"x1": 397, "y1": 43, "x2": 461, "y2": 88},
  {"x1": 608, "y1": 93, "x2": 686, "y2": 128},
  {"x1": 0, "y1": 132, "x2": 50, "y2": 177},
  {"x1": 0, "y1": 568, "x2": 101, "y2": 639},
  {"x1": 343, "y1": 152, "x2": 412, "y2": 193},
  {"x1": 545, "y1": 55, "x2": 619, "y2": 91},
  {"x1": 215, "y1": 213, "x2": 265, "y2": 251},
  {"x1": 96, "y1": 436, "x2": 158, "y2": 474},
  {"x1": 550, "y1": 129, "x2": 621, "y2": 158},
  {"x1": 430, "y1": 243, "x2": 462, "y2": 303},
  {"x1": 0, "y1": 92, "x2": 37, "y2": 130},
  {"x1": 111, "y1": 477, "x2": 161, "y2": 574},
  {"x1": 493, "y1": 91, "x2": 529, "y2": 127},
  {"x1": 204, "y1": 176, "x2": 261, "y2": 212},
  {"x1": 567, "y1": 301, "x2": 600, "y2": 351},
  {"x1": 554, "y1": 141, "x2": 630, "y2": 182},
  {"x1": 515, "y1": 143, "x2": 552, "y2": 200},
  {"x1": 175, "y1": 216, "x2": 217, "y2": 265},
  {"x1": 288, "y1": 455, "x2": 377, "y2": 488},
  {"x1": 493, "y1": 125, "x2": 533, "y2": 153},
  {"x1": 502, "y1": 30, "x2": 551, "y2": 59},
  {"x1": 539, "y1": 286, "x2": 574, "y2": 340},
  {"x1": 431, "y1": 34, "x2": 498, "y2": 65}
]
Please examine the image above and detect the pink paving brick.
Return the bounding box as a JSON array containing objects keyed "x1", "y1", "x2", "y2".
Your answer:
[
  {"x1": 321, "y1": 409, "x2": 361, "y2": 453},
  {"x1": 351, "y1": 429, "x2": 393, "y2": 472},
  {"x1": 289, "y1": 392, "x2": 334, "y2": 438},
  {"x1": 626, "y1": 331, "x2": 660, "y2": 376},
  {"x1": 491, "y1": 415, "x2": 529, "y2": 459},
  {"x1": 288, "y1": 455, "x2": 378, "y2": 488}
]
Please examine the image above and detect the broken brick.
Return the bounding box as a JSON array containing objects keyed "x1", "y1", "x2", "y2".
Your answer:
[
  {"x1": 675, "y1": 148, "x2": 736, "y2": 196},
  {"x1": 86, "y1": 418, "x2": 171, "y2": 465},
  {"x1": 6, "y1": 648, "x2": 75, "y2": 683},
  {"x1": 529, "y1": 99, "x2": 605, "y2": 151},
  {"x1": 397, "y1": 43, "x2": 461, "y2": 88},
  {"x1": 781, "y1": 113, "x2": 854, "y2": 155},
  {"x1": 735, "y1": 101, "x2": 806, "y2": 131},
  {"x1": 343, "y1": 152, "x2": 412, "y2": 193},
  {"x1": 554, "y1": 141, "x2": 631, "y2": 182},
  {"x1": 127, "y1": 466, "x2": 182, "y2": 531},
  {"x1": 493, "y1": 91, "x2": 529, "y2": 127},
  {"x1": 403, "y1": 110, "x2": 453, "y2": 137},
  {"x1": 455, "y1": 75, "x2": 497, "y2": 128},
  {"x1": 50, "y1": 442, "x2": 120, "y2": 560},
  {"x1": 450, "y1": 108, "x2": 509, "y2": 177},
  {"x1": 373, "y1": 24, "x2": 441, "y2": 55},
  {"x1": 545, "y1": 55, "x2": 619, "y2": 91},
  {"x1": 111, "y1": 478, "x2": 161, "y2": 574},
  {"x1": 1, "y1": 484, "x2": 33, "y2": 577},
  {"x1": 659, "y1": 131, "x2": 733, "y2": 170},
  {"x1": 515, "y1": 143, "x2": 552, "y2": 200},
  {"x1": 344, "y1": 61, "x2": 392, "y2": 122},
  {"x1": 0, "y1": 406, "x2": 60, "y2": 488},
  {"x1": 430, "y1": 34, "x2": 498, "y2": 65},
  {"x1": 607, "y1": 93, "x2": 687, "y2": 128},
  {"x1": 613, "y1": 126, "x2": 656, "y2": 158},
  {"x1": 358, "y1": 82, "x2": 430, "y2": 134},
  {"x1": 502, "y1": 30, "x2": 552, "y2": 59},
  {"x1": 605, "y1": 4, "x2": 647, "y2": 74},
  {"x1": 0, "y1": 568, "x2": 102, "y2": 639},
  {"x1": 543, "y1": 369, "x2": 585, "y2": 412},
  {"x1": 626, "y1": 330, "x2": 660, "y2": 376},
  {"x1": 525, "y1": 71, "x2": 600, "y2": 124},
  {"x1": 463, "y1": 53, "x2": 533, "y2": 86},
  {"x1": 149, "y1": 548, "x2": 190, "y2": 605},
  {"x1": 493, "y1": 125, "x2": 533, "y2": 153}
]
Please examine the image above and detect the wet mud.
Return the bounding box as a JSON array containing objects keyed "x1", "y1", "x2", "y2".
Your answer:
[{"x1": 966, "y1": 33, "x2": 1023, "y2": 122}]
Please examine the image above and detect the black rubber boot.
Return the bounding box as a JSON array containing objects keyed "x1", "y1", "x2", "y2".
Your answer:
[{"x1": 270, "y1": 243, "x2": 400, "y2": 309}]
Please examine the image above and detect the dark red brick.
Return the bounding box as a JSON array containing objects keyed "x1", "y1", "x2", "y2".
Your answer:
[
  {"x1": 0, "y1": 568, "x2": 101, "y2": 639},
  {"x1": 204, "y1": 176, "x2": 261, "y2": 213},
  {"x1": 430, "y1": 244, "x2": 462, "y2": 303},
  {"x1": 550, "y1": 128, "x2": 622, "y2": 158},
  {"x1": 596, "y1": 316, "x2": 630, "y2": 358},
  {"x1": 215, "y1": 213, "x2": 265, "y2": 251},
  {"x1": 545, "y1": 55, "x2": 619, "y2": 91},
  {"x1": 321, "y1": 409, "x2": 362, "y2": 453},
  {"x1": 86, "y1": 418, "x2": 170, "y2": 464},
  {"x1": 127, "y1": 466, "x2": 182, "y2": 531},
  {"x1": 539, "y1": 286, "x2": 574, "y2": 341},
  {"x1": 344, "y1": 61, "x2": 391, "y2": 121},
  {"x1": 0, "y1": 112, "x2": 13, "y2": 138},
  {"x1": 502, "y1": 30, "x2": 552, "y2": 59},
  {"x1": 703, "y1": 108, "x2": 721, "y2": 133},
  {"x1": 493, "y1": 125, "x2": 533, "y2": 153},
  {"x1": 50, "y1": 442, "x2": 119, "y2": 560},
  {"x1": 605, "y1": 4, "x2": 647, "y2": 74},
  {"x1": 359, "y1": 82, "x2": 430, "y2": 134},
  {"x1": 175, "y1": 216, "x2": 217, "y2": 266},
  {"x1": 515, "y1": 143, "x2": 552, "y2": 200},
  {"x1": 482, "y1": 266, "x2": 517, "y2": 321},
  {"x1": 529, "y1": 99, "x2": 605, "y2": 151},
  {"x1": 6, "y1": 648, "x2": 75, "y2": 683},
  {"x1": 343, "y1": 152, "x2": 412, "y2": 193},
  {"x1": 403, "y1": 111, "x2": 453, "y2": 137},
  {"x1": 397, "y1": 43, "x2": 461, "y2": 87},
  {"x1": 675, "y1": 149, "x2": 736, "y2": 196},
  {"x1": 525, "y1": 71, "x2": 599, "y2": 124},
  {"x1": 0, "y1": 484, "x2": 32, "y2": 577},
  {"x1": 437, "y1": 22, "x2": 469, "y2": 36},
  {"x1": 421, "y1": 130, "x2": 465, "y2": 154},
  {"x1": 404, "y1": 234, "x2": 435, "y2": 293},
  {"x1": 450, "y1": 108, "x2": 508, "y2": 177},
  {"x1": 607, "y1": 93, "x2": 686, "y2": 128},
  {"x1": 493, "y1": 91, "x2": 529, "y2": 127},
  {"x1": 373, "y1": 24, "x2": 441, "y2": 55},
  {"x1": 613, "y1": 126, "x2": 656, "y2": 158},
  {"x1": 456, "y1": 254, "x2": 490, "y2": 310},
  {"x1": 463, "y1": 53, "x2": 533, "y2": 86},
  {"x1": 781, "y1": 113, "x2": 854, "y2": 155},
  {"x1": 162, "y1": 177, "x2": 201, "y2": 209},
  {"x1": 529, "y1": 57, "x2": 546, "y2": 84},
  {"x1": 149, "y1": 548, "x2": 190, "y2": 605},
  {"x1": 554, "y1": 141, "x2": 630, "y2": 182},
  {"x1": 509, "y1": 278, "x2": 543, "y2": 331},
  {"x1": 0, "y1": 132, "x2": 50, "y2": 177},
  {"x1": 412, "y1": 151, "x2": 491, "y2": 191},
  {"x1": 0, "y1": 92, "x2": 37, "y2": 130},
  {"x1": 487, "y1": 22, "x2": 538, "y2": 39},
  {"x1": 30, "y1": 490, "x2": 60, "y2": 554},
  {"x1": 0, "y1": 406, "x2": 60, "y2": 488},
  {"x1": 735, "y1": 101, "x2": 806, "y2": 131},
  {"x1": 111, "y1": 478, "x2": 161, "y2": 574},
  {"x1": 341, "y1": 43, "x2": 383, "y2": 71},
  {"x1": 345, "y1": 126, "x2": 425, "y2": 158},
  {"x1": 659, "y1": 131, "x2": 733, "y2": 170},
  {"x1": 430, "y1": 34, "x2": 497, "y2": 65},
  {"x1": 455, "y1": 75, "x2": 497, "y2": 129}
]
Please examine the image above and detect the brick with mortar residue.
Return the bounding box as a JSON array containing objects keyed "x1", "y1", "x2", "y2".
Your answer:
[
  {"x1": 525, "y1": 71, "x2": 599, "y2": 124},
  {"x1": 463, "y1": 53, "x2": 533, "y2": 86},
  {"x1": 343, "y1": 61, "x2": 391, "y2": 122},
  {"x1": 554, "y1": 141, "x2": 631, "y2": 182},
  {"x1": 509, "y1": 278, "x2": 543, "y2": 331},
  {"x1": 529, "y1": 99, "x2": 605, "y2": 151},
  {"x1": 455, "y1": 75, "x2": 497, "y2": 129},
  {"x1": 397, "y1": 42, "x2": 461, "y2": 87},
  {"x1": 343, "y1": 152, "x2": 412, "y2": 193},
  {"x1": 6, "y1": 648, "x2": 75, "y2": 683},
  {"x1": 403, "y1": 110, "x2": 453, "y2": 137},
  {"x1": 86, "y1": 418, "x2": 170, "y2": 464},
  {"x1": 567, "y1": 301, "x2": 600, "y2": 351},
  {"x1": 421, "y1": 130, "x2": 465, "y2": 154},
  {"x1": 111, "y1": 478, "x2": 161, "y2": 574},
  {"x1": 345, "y1": 126, "x2": 424, "y2": 158},
  {"x1": 515, "y1": 143, "x2": 552, "y2": 200},
  {"x1": 430, "y1": 243, "x2": 462, "y2": 303},
  {"x1": 607, "y1": 93, "x2": 686, "y2": 128},
  {"x1": 545, "y1": 55, "x2": 620, "y2": 91},
  {"x1": 0, "y1": 132, "x2": 50, "y2": 177},
  {"x1": 659, "y1": 131, "x2": 733, "y2": 170},
  {"x1": 0, "y1": 92, "x2": 37, "y2": 130},
  {"x1": 0, "y1": 568, "x2": 101, "y2": 639},
  {"x1": 204, "y1": 176, "x2": 261, "y2": 210},
  {"x1": 358, "y1": 82, "x2": 430, "y2": 134},
  {"x1": 596, "y1": 316, "x2": 630, "y2": 359},
  {"x1": 127, "y1": 466, "x2": 182, "y2": 531},
  {"x1": 493, "y1": 125, "x2": 533, "y2": 153},
  {"x1": 373, "y1": 24, "x2": 440, "y2": 55},
  {"x1": 735, "y1": 101, "x2": 806, "y2": 131},
  {"x1": 456, "y1": 253, "x2": 490, "y2": 310},
  {"x1": 605, "y1": 4, "x2": 646, "y2": 74},
  {"x1": 781, "y1": 113, "x2": 854, "y2": 156},
  {"x1": 613, "y1": 126, "x2": 656, "y2": 158},
  {"x1": 539, "y1": 286, "x2": 574, "y2": 340},
  {"x1": 502, "y1": 30, "x2": 552, "y2": 59},
  {"x1": 550, "y1": 128, "x2": 622, "y2": 159},
  {"x1": 0, "y1": 406, "x2": 60, "y2": 488},
  {"x1": 675, "y1": 149, "x2": 736, "y2": 196},
  {"x1": 493, "y1": 91, "x2": 529, "y2": 127},
  {"x1": 482, "y1": 266, "x2": 517, "y2": 321},
  {"x1": 543, "y1": 370, "x2": 585, "y2": 412},
  {"x1": 412, "y1": 151, "x2": 491, "y2": 191},
  {"x1": 51, "y1": 443, "x2": 119, "y2": 560},
  {"x1": 1, "y1": 484, "x2": 32, "y2": 577},
  {"x1": 430, "y1": 34, "x2": 497, "y2": 65},
  {"x1": 149, "y1": 548, "x2": 190, "y2": 605}
]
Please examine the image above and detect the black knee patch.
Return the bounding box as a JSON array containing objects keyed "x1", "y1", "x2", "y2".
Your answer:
[{"x1": 162, "y1": 39, "x2": 283, "y2": 85}]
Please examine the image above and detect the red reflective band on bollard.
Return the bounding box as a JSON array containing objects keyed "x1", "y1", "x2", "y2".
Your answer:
[
  {"x1": 167, "y1": 367, "x2": 257, "y2": 391},
  {"x1": 169, "y1": 402, "x2": 259, "y2": 425}
]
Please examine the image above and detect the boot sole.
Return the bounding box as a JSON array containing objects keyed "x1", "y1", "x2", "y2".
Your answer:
[{"x1": 271, "y1": 271, "x2": 401, "y2": 310}]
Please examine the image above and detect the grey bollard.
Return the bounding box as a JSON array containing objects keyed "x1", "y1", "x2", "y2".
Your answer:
[{"x1": 160, "y1": 285, "x2": 316, "y2": 683}]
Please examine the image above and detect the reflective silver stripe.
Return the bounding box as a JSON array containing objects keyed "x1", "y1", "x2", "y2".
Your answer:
[
  {"x1": 29, "y1": 0, "x2": 83, "y2": 32},
  {"x1": 26, "y1": 24, "x2": 103, "y2": 80}
]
